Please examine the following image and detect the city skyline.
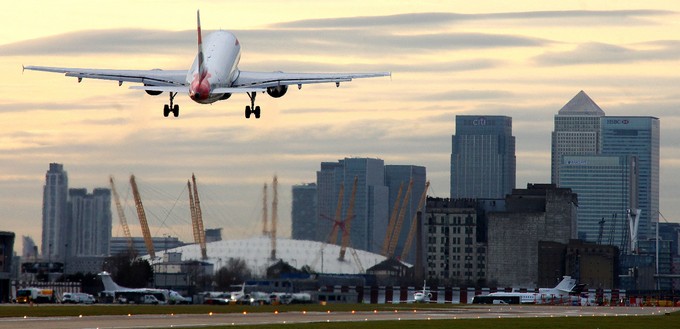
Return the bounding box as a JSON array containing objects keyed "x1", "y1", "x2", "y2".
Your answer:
[{"x1": 3, "y1": 2, "x2": 680, "y2": 253}]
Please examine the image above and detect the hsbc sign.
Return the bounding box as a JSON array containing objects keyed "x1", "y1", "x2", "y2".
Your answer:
[{"x1": 606, "y1": 119, "x2": 630, "y2": 124}]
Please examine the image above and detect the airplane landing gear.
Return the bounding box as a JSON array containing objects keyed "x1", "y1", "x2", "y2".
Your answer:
[
  {"x1": 163, "y1": 92, "x2": 179, "y2": 117},
  {"x1": 245, "y1": 92, "x2": 261, "y2": 119}
]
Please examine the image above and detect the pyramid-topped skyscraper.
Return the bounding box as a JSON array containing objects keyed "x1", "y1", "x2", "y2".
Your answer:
[{"x1": 551, "y1": 90, "x2": 605, "y2": 183}]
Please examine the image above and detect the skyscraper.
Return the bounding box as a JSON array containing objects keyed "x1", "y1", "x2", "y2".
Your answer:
[
  {"x1": 601, "y1": 116, "x2": 660, "y2": 241},
  {"x1": 559, "y1": 155, "x2": 637, "y2": 249},
  {"x1": 451, "y1": 115, "x2": 515, "y2": 199},
  {"x1": 291, "y1": 183, "x2": 318, "y2": 241},
  {"x1": 68, "y1": 188, "x2": 112, "y2": 257},
  {"x1": 41, "y1": 163, "x2": 69, "y2": 261},
  {"x1": 552, "y1": 92, "x2": 660, "y2": 251},
  {"x1": 551, "y1": 91, "x2": 605, "y2": 184},
  {"x1": 316, "y1": 158, "x2": 389, "y2": 254}
]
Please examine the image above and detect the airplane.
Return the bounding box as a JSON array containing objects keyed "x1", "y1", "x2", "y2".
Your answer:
[
  {"x1": 98, "y1": 271, "x2": 190, "y2": 304},
  {"x1": 472, "y1": 276, "x2": 584, "y2": 305},
  {"x1": 24, "y1": 10, "x2": 390, "y2": 119},
  {"x1": 388, "y1": 280, "x2": 434, "y2": 304},
  {"x1": 413, "y1": 280, "x2": 433, "y2": 303}
]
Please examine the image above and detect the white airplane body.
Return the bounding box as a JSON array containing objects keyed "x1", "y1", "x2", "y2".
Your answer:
[
  {"x1": 98, "y1": 271, "x2": 189, "y2": 304},
  {"x1": 24, "y1": 11, "x2": 390, "y2": 118},
  {"x1": 389, "y1": 280, "x2": 433, "y2": 304},
  {"x1": 476, "y1": 276, "x2": 581, "y2": 304}
]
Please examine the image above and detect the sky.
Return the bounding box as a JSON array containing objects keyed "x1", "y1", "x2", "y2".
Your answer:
[{"x1": 3, "y1": 1, "x2": 680, "y2": 254}]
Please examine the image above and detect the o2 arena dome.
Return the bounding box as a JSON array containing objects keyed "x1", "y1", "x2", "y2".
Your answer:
[{"x1": 144, "y1": 236, "x2": 395, "y2": 275}]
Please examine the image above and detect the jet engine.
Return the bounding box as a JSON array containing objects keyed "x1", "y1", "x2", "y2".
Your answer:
[
  {"x1": 220, "y1": 93, "x2": 232, "y2": 100},
  {"x1": 266, "y1": 85, "x2": 288, "y2": 98},
  {"x1": 144, "y1": 84, "x2": 163, "y2": 96}
]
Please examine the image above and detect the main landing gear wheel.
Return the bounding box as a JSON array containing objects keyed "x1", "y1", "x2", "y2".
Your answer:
[
  {"x1": 163, "y1": 92, "x2": 179, "y2": 118},
  {"x1": 244, "y1": 92, "x2": 261, "y2": 119}
]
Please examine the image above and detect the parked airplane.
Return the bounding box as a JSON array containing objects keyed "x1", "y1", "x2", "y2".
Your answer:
[
  {"x1": 413, "y1": 280, "x2": 433, "y2": 303},
  {"x1": 389, "y1": 281, "x2": 433, "y2": 304},
  {"x1": 24, "y1": 11, "x2": 390, "y2": 119},
  {"x1": 98, "y1": 271, "x2": 189, "y2": 304},
  {"x1": 472, "y1": 276, "x2": 584, "y2": 305}
]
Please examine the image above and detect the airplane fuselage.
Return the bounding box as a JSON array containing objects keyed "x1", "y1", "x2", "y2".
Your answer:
[{"x1": 188, "y1": 31, "x2": 241, "y2": 104}]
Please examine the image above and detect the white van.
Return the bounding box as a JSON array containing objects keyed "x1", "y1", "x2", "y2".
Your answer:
[{"x1": 62, "y1": 292, "x2": 96, "y2": 304}]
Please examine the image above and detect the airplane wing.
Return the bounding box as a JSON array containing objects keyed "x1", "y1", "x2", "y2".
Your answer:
[
  {"x1": 23, "y1": 66, "x2": 187, "y2": 87},
  {"x1": 233, "y1": 71, "x2": 391, "y2": 88}
]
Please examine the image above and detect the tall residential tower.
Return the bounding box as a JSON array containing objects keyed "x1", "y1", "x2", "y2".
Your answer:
[{"x1": 41, "y1": 163, "x2": 69, "y2": 261}]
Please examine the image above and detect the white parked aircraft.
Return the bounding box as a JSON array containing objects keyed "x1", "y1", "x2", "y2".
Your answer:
[
  {"x1": 24, "y1": 11, "x2": 390, "y2": 118},
  {"x1": 98, "y1": 271, "x2": 189, "y2": 304},
  {"x1": 413, "y1": 280, "x2": 433, "y2": 303},
  {"x1": 472, "y1": 276, "x2": 583, "y2": 304},
  {"x1": 389, "y1": 281, "x2": 434, "y2": 304}
]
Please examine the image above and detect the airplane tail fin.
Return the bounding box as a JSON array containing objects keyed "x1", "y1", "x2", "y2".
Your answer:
[
  {"x1": 554, "y1": 276, "x2": 577, "y2": 293},
  {"x1": 98, "y1": 271, "x2": 125, "y2": 291},
  {"x1": 196, "y1": 10, "x2": 206, "y2": 79}
]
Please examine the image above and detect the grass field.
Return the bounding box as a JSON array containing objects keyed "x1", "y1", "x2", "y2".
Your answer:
[{"x1": 2, "y1": 303, "x2": 679, "y2": 329}]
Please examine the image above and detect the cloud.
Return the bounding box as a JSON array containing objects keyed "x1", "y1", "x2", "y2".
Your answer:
[
  {"x1": 422, "y1": 89, "x2": 515, "y2": 102},
  {"x1": 273, "y1": 10, "x2": 675, "y2": 29},
  {"x1": 1, "y1": 28, "x2": 547, "y2": 58},
  {"x1": 535, "y1": 41, "x2": 680, "y2": 66}
]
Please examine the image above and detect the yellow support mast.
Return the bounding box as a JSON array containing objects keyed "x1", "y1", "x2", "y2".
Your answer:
[
  {"x1": 129, "y1": 175, "x2": 155, "y2": 258},
  {"x1": 400, "y1": 181, "x2": 430, "y2": 261},
  {"x1": 110, "y1": 176, "x2": 134, "y2": 252},
  {"x1": 191, "y1": 174, "x2": 207, "y2": 260}
]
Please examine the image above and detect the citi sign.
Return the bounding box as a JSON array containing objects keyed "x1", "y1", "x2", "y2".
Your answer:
[
  {"x1": 606, "y1": 119, "x2": 630, "y2": 124},
  {"x1": 473, "y1": 117, "x2": 487, "y2": 126}
]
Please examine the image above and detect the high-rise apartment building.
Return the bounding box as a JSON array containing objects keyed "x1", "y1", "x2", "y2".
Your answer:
[
  {"x1": 451, "y1": 115, "x2": 515, "y2": 199},
  {"x1": 424, "y1": 198, "x2": 486, "y2": 285},
  {"x1": 551, "y1": 91, "x2": 605, "y2": 184},
  {"x1": 291, "y1": 183, "x2": 318, "y2": 241},
  {"x1": 316, "y1": 158, "x2": 389, "y2": 254},
  {"x1": 41, "y1": 163, "x2": 113, "y2": 262},
  {"x1": 601, "y1": 116, "x2": 659, "y2": 242},
  {"x1": 41, "y1": 163, "x2": 69, "y2": 261},
  {"x1": 68, "y1": 188, "x2": 112, "y2": 257}
]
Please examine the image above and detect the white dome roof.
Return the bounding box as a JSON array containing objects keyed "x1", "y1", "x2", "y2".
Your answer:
[{"x1": 145, "y1": 236, "x2": 392, "y2": 276}]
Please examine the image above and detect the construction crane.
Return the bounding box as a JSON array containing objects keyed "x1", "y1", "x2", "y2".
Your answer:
[
  {"x1": 400, "y1": 181, "x2": 430, "y2": 261},
  {"x1": 129, "y1": 174, "x2": 155, "y2": 258},
  {"x1": 191, "y1": 174, "x2": 208, "y2": 260},
  {"x1": 262, "y1": 183, "x2": 268, "y2": 236},
  {"x1": 338, "y1": 176, "x2": 358, "y2": 261},
  {"x1": 270, "y1": 175, "x2": 278, "y2": 260},
  {"x1": 109, "y1": 176, "x2": 134, "y2": 252},
  {"x1": 597, "y1": 217, "x2": 606, "y2": 245},
  {"x1": 608, "y1": 213, "x2": 617, "y2": 246},
  {"x1": 327, "y1": 183, "x2": 345, "y2": 245},
  {"x1": 381, "y1": 182, "x2": 404, "y2": 256},
  {"x1": 386, "y1": 179, "x2": 414, "y2": 258}
]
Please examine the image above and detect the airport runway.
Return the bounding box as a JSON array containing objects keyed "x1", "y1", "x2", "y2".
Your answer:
[{"x1": 0, "y1": 305, "x2": 674, "y2": 329}]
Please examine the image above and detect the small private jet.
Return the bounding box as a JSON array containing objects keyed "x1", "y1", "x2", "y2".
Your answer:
[
  {"x1": 389, "y1": 281, "x2": 434, "y2": 304},
  {"x1": 99, "y1": 271, "x2": 189, "y2": 304},
  {"x1": 472, "y1": 276, "x2": 586, "y2": 305},
  {"x1": 24, "y1": 11, "x2": 390, "y2": 118}
]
